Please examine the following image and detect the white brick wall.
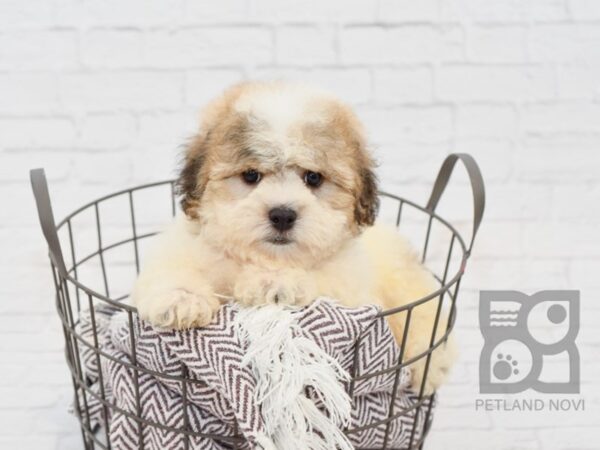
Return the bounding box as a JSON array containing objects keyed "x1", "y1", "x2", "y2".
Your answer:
[{"x1": 1, "y1": 1, "x2": 599, "y2": 449}]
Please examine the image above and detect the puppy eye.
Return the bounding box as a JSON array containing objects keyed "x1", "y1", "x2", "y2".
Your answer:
[
  {"x1": 304, "y1": 171, "x2": 323, "y2": 188},
  {"x1": 242, "y1": 169, "x2": 262, "y2": 185}
]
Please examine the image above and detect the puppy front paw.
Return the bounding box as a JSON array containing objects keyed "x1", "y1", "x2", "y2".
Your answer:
[
  {"x1": 140, "y1": 289, "x2": 221, "y2": 329},
  {"x1": 233, "y1": 275, "x2": 292, "y2": 306},
  {"x1": 233, "y1": 270, "x2": 316, "y2": 307}
]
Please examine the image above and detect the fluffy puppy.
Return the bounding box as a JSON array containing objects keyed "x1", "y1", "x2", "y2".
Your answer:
[{"x1": 132, "y1": 82, "x2": 456, "y2": 393}]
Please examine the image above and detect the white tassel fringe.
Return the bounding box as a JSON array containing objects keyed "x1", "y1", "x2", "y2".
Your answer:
[{"x1": 234, "y1": 304, "x2": 354, "y2": 450}]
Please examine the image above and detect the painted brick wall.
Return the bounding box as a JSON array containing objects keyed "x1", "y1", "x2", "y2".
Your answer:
[{"x1": 1, "y1": 1, "x2": 598, "y2": 449}]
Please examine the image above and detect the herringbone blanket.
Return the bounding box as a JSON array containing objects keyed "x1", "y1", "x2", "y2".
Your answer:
[{"x1": 77, "y1": 299, "x2": 432, "y2": 449}]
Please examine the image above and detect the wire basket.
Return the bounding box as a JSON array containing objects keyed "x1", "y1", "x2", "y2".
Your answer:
[{"x1": 31, "y1": 153, "x2": 484, "y2": 450}]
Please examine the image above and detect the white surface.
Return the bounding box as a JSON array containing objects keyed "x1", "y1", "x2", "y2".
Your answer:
[{"x1": 0, "y1": 1, "x2": 599, "y2": 449}]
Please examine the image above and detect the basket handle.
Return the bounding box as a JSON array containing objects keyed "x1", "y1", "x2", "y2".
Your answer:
[
  {"x1": 425, "y1": 153, "x2": 485, "y2": 256},
  {"x1": 30, "y1": 168, "x2": 68, "y2": 278}
]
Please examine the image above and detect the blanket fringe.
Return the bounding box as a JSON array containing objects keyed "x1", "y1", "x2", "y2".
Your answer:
[{"x1": 235, "y1": 305, "x2": 354, "y2": 450}]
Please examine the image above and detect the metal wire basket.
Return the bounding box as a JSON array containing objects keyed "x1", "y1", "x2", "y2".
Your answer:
[{"x1": 31, "y1": 153, "x2": 484, "y2": 450}]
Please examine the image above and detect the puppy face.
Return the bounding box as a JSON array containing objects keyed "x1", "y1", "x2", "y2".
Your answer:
[{"x1": 179, "y1": 82, "x2": 378, "y2": 268}]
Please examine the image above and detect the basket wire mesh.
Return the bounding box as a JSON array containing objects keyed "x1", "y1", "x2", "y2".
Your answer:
[{"x1": 31, "y1": 153, "x2": 485, "y2": 450}]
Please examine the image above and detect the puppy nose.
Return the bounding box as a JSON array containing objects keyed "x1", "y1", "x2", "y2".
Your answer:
[{"x1": 268, "y1": 207, "x2": 297, "y2": 232}]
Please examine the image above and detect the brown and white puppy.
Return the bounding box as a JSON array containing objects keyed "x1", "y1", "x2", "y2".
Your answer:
[{"x1": 132, "y1": 82, "x2": 456, "y2": 393}]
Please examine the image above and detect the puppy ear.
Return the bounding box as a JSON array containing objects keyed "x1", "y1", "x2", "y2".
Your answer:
[
  {"x1": 177, "y1": 83, "x2": 252, "y2": 218},
  {"x1": 177, "y1": 134, "x2": 208, "y2": 219},
  {"x1": 354, "y1": 165, "x2": 379, "y2": 227}
]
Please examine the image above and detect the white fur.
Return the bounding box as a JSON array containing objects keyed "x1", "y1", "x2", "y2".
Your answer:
[{"x1": 235, "y1": 83, "x2": 334, "y2": 144}]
